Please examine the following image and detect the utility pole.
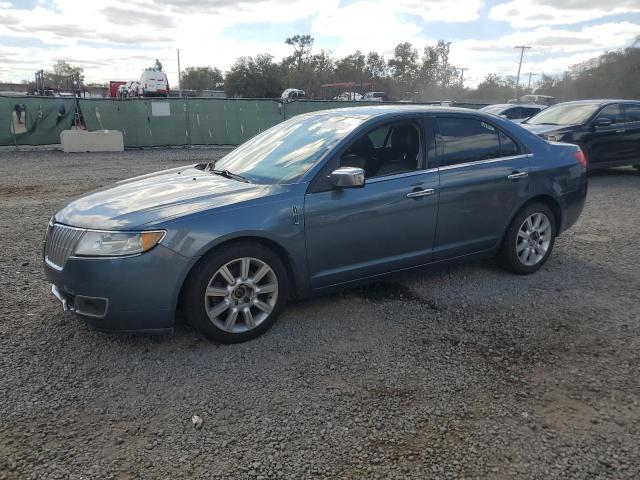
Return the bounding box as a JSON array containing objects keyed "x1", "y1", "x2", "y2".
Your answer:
[
  {"x1": 526, "y1": 72, "x2": 536, "y2": 90},
  {"x1": 457, "y1": 67, "x2": 468, "y2": 86},
  {"x1": 514, "y1": 45, "x2": 531, "y2": 98},
  {"x1": 177, "y1": 48, "x2": 182, "y2": 97}
]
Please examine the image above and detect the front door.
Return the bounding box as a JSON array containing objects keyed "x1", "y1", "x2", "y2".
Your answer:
[
  {"x1": 433, "y1": 115, "x2": 531, "y2": 260},
  {"x1": 584, "y1": 103, "x2": 626, "y2": 167},
  {"x1": 304, "y1": 119, "x2": 439, "y2": 289}
]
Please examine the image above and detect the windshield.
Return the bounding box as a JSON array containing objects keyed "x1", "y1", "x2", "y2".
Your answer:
[
  {"x1": 211, "y1": 112, "x2": 367, "y2": 184},
  {"x1": 481, "y1": 105, "x2": 507, "y2": 114},
  {"x1": 525, "y1": 103, "x2": 600, "y2": 126}
]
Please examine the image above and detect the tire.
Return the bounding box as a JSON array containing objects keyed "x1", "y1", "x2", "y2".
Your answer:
[
  {"x1": 498, "y1": 203, "x2": 557, "y2": 275},
  {"x1": 183, "y1": 241, "x2": 288, "y2": 343}
]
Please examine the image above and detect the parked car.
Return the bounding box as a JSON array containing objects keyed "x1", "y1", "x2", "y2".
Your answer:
[
  {"x1": 281, "y1": 88, "x2": 306, "y2": 101},
  {"x1": 522, "y1": 99, "x2": 640, "y2": 170},
  {"x1": 139, "y1": 70, "x2": 169, "y2": 97},
  {"x1": 43, "y1": 106, "x2": 587, "y2": 343},
  {"x1": 480, "y1": 103, "x2": 546, "y2": 123},
  {"x1": 360, "y1": 91, "x2": 390, "y2": 102},
  {"x1": 334, "y1": 92, "x2": 362, "y2": 101},
  {"x1": 509, "y1": 95, "x2": 556, "y2": 106}
]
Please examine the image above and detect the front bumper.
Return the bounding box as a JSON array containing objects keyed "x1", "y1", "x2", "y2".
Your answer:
[{"x1": 44, "y1": 245, "x2": 196, "y2": 333}]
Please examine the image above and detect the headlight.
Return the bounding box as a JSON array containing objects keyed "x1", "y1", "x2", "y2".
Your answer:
[{"x1": 73, "y1": 230, "x2": 165, "y2": 257}]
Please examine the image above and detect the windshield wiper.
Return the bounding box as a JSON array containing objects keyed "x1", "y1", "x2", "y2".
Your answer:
[{"x1": 211, "y1": 169, "x2": 250, "y2": 183}]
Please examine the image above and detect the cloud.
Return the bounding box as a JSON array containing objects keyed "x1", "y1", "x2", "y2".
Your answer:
[
  {"x1": 490, "y1": 0, "x2": 640, "y2": 28},
  {"x1": 101, "y1": 6, "x2": 177, "y2": 28},
  {"x1": 450, "y1": 22, "x2": 640, "y2": 84},
  {"x1": 0, "y1": 0, "x2": 637, "y2": 87}
]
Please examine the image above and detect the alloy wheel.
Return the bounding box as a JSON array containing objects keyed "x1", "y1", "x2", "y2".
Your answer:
[
  {"x1": 516, "y1": 212, "x2": 552, "y2": 266},
  {"x1": 204, "y1": 257, "x2": 278, "y2": 333}
]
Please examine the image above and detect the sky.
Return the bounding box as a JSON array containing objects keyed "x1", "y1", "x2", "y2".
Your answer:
[{"x1": 0, "y1": 0, "x2": 639, "y2": 88}]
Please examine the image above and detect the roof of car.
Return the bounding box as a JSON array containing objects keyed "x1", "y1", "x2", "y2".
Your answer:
[
  {"x1": 484, "y1": 103, "x2": 544, "y2": 109},
  {"x1": 552, "y1": 99, "x2": 640, "y2": 106},
  {"x1": 301, "y1": 105, "x2": 483, "y2": 119}
]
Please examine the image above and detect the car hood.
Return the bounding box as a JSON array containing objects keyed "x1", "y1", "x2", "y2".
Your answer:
[
  {"x1": 54, "y1": 165, "x2": 282, "y2": 230},
  {"x1": 520, "y1": 123, "x2": 578, "y2": 135}
]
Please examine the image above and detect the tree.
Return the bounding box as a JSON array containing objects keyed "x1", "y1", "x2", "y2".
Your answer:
[
  {"x1": 284, "y1": 34, "x2": 314, "y2": 72},
  {"x1": 43, "y1": 60, "x2": 84, "y2": 91},
  {"x1": 334, "y1": 51, "x2": 366, "y2": 88},
  {"x1": 388, "y1": 42, "x2": 418, "y2": 97},
  {"x1": 433, "y1": 40, "x2": 456, "y2": 89},
  {"x1": 471, "y1": 74, "x2": 516, "y2": 101},
  {"x1": 365, "y1": 52, "x2": 387, "y2": 88},
  {"x1": 52, "y1": 60, "x2": 84, "y2": 81},
  {"x1": 224, "y1": 54, "x2": 282, "y2": 98},
  {"x1": 181, "y1": 66, "x2": 223, "y2": 91}
]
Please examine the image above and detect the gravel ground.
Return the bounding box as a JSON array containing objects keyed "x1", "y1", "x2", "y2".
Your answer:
[{"x1": 0, "y1": 147, "x2": 639, "y2": 480}]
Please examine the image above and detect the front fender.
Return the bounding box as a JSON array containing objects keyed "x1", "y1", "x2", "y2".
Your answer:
[{"x1": 159, "y1": 189, "x2": 310, "y2": 298}]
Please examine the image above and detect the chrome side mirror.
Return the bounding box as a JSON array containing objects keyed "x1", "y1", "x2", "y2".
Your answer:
[{"x1": 330, "y1": 167, "x2": 365, "y2": 188}]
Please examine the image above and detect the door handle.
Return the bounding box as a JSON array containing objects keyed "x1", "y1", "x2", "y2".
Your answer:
[
  {"x1": 406, "y1": 188, "x2": 435, "y2": 198},
  {"x1": 615, "y1": 129, "x2": 626, "y2": 133},
  {"x1": 507, "y1": 171, "x2": 528, "y2": 180}
]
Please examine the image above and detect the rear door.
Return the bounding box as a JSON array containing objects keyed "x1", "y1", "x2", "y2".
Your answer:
[
  {"x1": 433, "y1": 116, "x2": 530, "y2": 260},
  {"x1": 584, "y1": 103, "x2": 626, "y2": 167},
  {"x1": 622, "y1": 103, "x2": 640, "y2": 164}
]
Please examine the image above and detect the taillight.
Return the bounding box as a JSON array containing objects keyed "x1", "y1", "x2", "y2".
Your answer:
[{"x1": 572, "y1": 149, "x2": 587, "y2": 168}]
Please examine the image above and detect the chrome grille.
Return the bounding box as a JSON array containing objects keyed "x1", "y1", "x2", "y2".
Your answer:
[{"x1": 44, "y1": 224, "x2": 85, "y2": 271}]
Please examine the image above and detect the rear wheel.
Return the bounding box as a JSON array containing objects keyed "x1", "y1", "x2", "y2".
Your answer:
[
  {"x1": 183, "y1": 242, "x2": 288, "y2": 343},
  {"x1": 498, "y1": 203, "x2": 556, "y2": 275}
]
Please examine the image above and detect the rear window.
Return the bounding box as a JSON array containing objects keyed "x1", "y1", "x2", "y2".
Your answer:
[
  {"x1": 521, "y1": 107, "x2": 541, "y2": 118},
  {"x1": 439, "y1": 118, "x2": 501, "y2": 166},
  {"x1": 503, "y1": 108, "x2": 522, "y2": 119}
]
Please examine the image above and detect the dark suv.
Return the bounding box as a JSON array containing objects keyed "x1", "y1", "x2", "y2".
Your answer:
[{"x1": 522, "y1": 99, "x2": 640, "y2": 170}]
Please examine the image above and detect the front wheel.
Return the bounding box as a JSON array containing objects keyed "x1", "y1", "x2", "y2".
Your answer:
[
  {"x1": 183, "y1": 242, "x2": 288, "y2": 343},
  {"x1": 498, "y1": 203, "x2": 556, "y2": 275}
]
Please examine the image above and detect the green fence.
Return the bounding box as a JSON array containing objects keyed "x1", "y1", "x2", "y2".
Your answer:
[
  {"x1": 0, "y1": 95, "x2": 76, "y2": 146},
  {"x1": 0, "y1": 95, "x2": 489, "y2": 147},
  {"x1": 79, "y1": 98, "x2": 285, "y2": 148}
]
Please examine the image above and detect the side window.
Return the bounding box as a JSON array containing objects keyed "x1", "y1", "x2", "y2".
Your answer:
[
  {"x1": 340, "y1": 122, "x2": 421, "y2": 178},
  {"x1": 438, "y1": 117, "x2": 501, "y2": 166},
  {"x1": 504, "y1": 107, "x2": 521, "y2": 119},
  {"x1": 596, "y1": 104, "x2": 623, "y2": 124},
  {"x1": 499, "y1": 131, "x2": 520, "y2": 157},
  {"x1": 624, "y1": 104, "x2": 640, "y2": 123},
  {"x1": 521, "y1": 107, "x2": 540, "y2": 118},
  {"x1": 367, "y1": 126, "x2": 389, "y2": 148}
]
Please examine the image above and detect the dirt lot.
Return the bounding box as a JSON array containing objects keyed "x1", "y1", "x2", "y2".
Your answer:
[{"x1": 0, "y1": 147, "x2": 639, "y2": 480}]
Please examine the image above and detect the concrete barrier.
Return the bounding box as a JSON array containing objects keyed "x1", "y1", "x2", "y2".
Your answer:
[{"x1": 60, "y1": 129, "x2": 124, "y2": 153}]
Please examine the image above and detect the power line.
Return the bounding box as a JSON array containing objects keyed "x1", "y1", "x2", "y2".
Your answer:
[{"x1": 514, "y1": 45, "x2": 531, "y2": 98}]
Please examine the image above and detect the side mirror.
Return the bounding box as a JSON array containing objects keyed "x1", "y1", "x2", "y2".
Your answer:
[
  {"x1": 592, "y1": 117, "x2": 613, "y2": 128},
  {"x1": 330, "y1": 167, "x2": 365, "y2": 188}
]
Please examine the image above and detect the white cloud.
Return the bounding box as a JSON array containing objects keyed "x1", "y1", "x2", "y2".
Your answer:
[
  {"x1": 0, "y1": 0, "x2": 637, "y2": 87},
  {"x1": 451, "y1": 22, "x2": 640, "y2": 85},
  {"x1": 490, "y1": 0, "x2": 640, "y2": 28}
]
